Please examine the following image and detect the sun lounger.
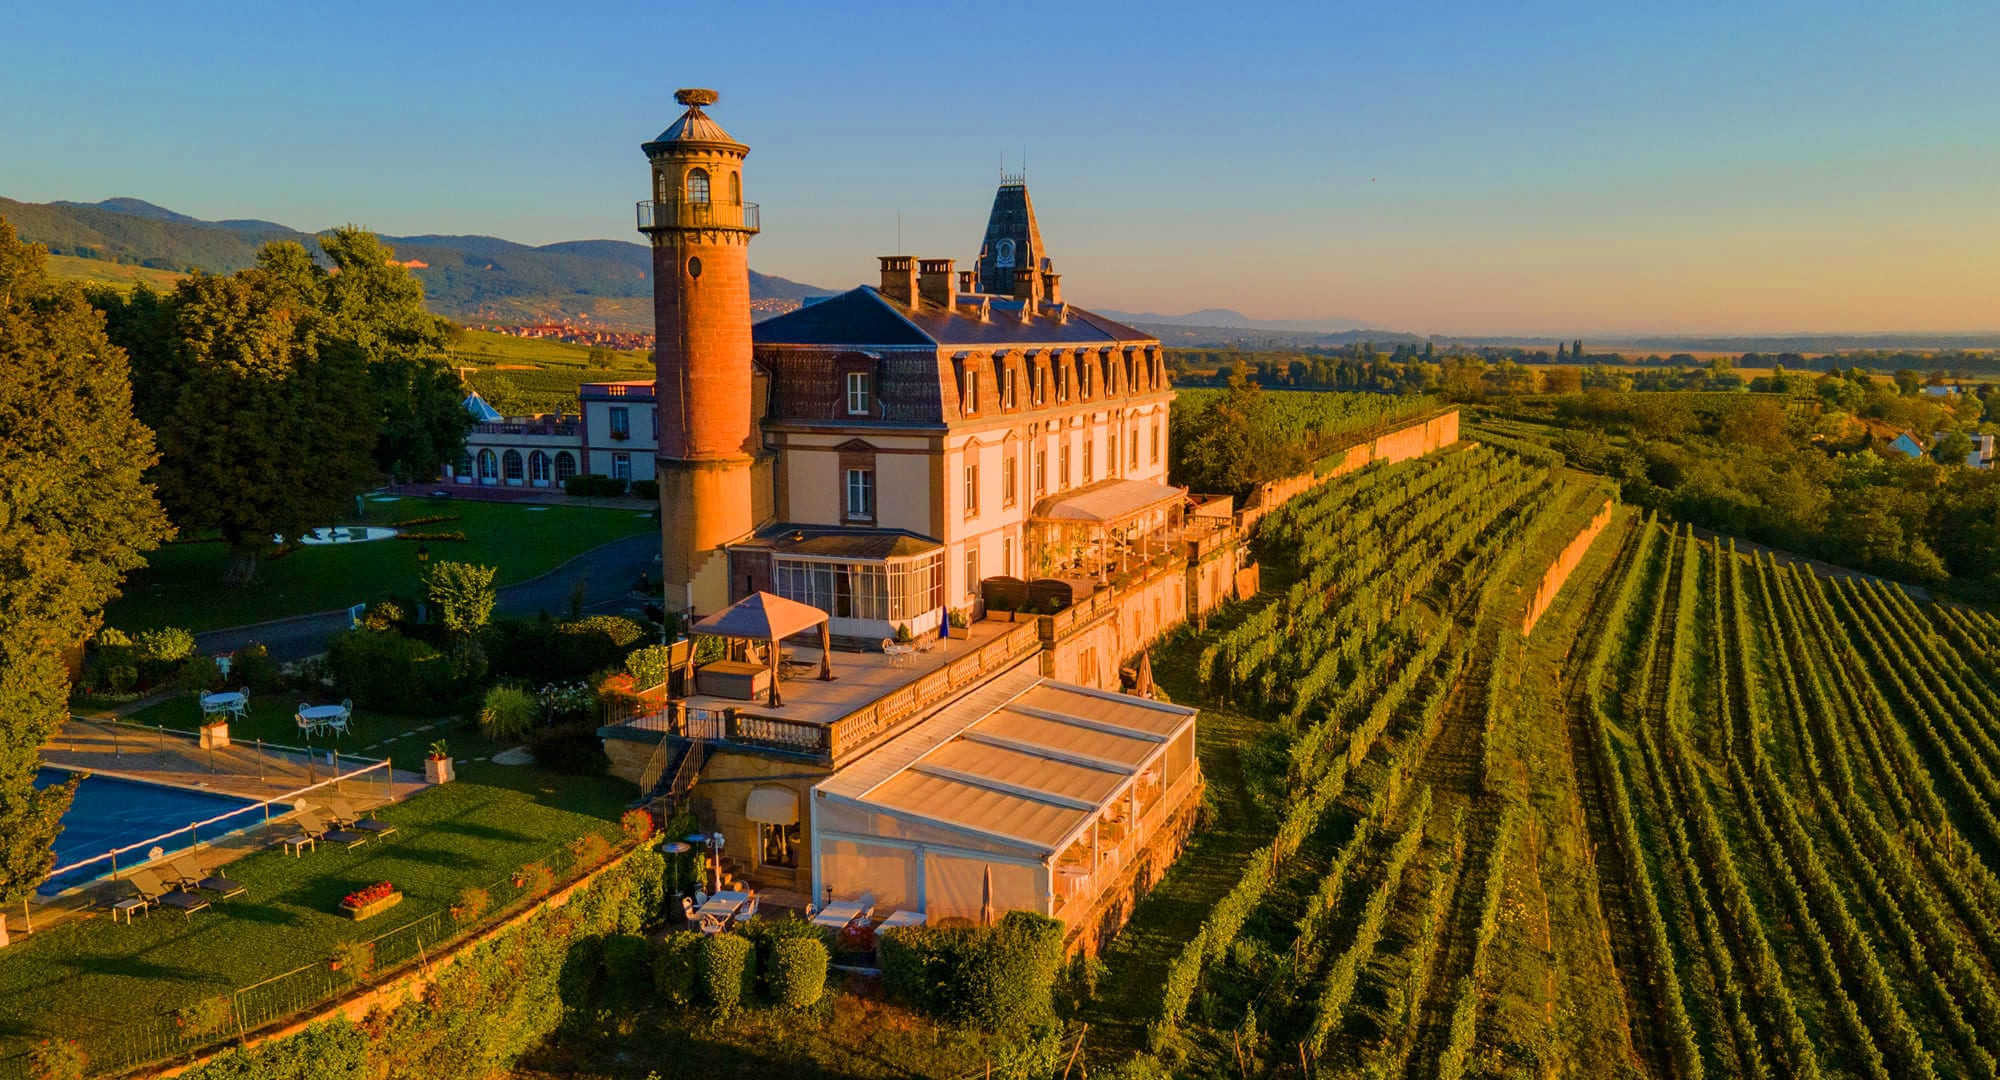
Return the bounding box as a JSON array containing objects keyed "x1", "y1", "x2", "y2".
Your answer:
[
  {"x1": 323, "y1": 798, "x2": 397, "y2": 837},
  {"x1": 167, "y1": 854, "x2": 247, "y2": 899},
  {"x1": 294, "y1": 807, "x2": 369, "y2": 850},
  {"x1": 128, "y1": 867, "x2": 209, "y2": 918}
]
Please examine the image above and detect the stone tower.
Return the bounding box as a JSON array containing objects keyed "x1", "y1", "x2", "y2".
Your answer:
[
  {"x1": 973, "y1": 172, "x2": 1047, "y2": 296},
  {"x1": 639, "y1": 89, "x2": 760, "y2": 617}
]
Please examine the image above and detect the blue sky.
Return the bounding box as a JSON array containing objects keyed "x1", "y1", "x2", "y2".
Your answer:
[{"x1": 5, "y1": 2, "x2": 1995, "y2": 335}]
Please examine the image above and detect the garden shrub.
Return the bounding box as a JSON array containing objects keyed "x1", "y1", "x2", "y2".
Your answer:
[
  {"x1": 27, "y1": 1038, "x2": 86, "y2": 1080},
  {"x1": 571, "y1": 832, "x2": 612, "y2": 868},
  {"x1": 652, "y1": 932, "x2": 703, "y2": 1005},
  {"x1": 629, "y1": 478, "x2": 659, "y2": 500},
  {"x1": 562, "y1": 474, "x2": 627, "y2": 497},
  {"x1": 360, "y1": 600, "x2": 405, "y2": 632},
  {"x1": 177, "y1": 656, "x2": 221, "y2": 695},
  {"x1": 698, "y1": 932, "x2": 756, "y2": 1014},
  {"x1": 325, "y1": 629, "x2": 475, "y2": 714},
  {"x1": 478, "y1": 684, "x2": 537, "y2": 742},
  {"x1": 328, "y1": 940, "x2": 374, "y2": 982},
  {"x1": 620, "y1": 808, "x2": 655, "y2": 844},
  {"x1": 598, "y1": 933, "x2": 653, "y2": 1009},
  {"x1": 527, "y1": 720, "x2": 610, "y2": 775},
  {"x1": 177, "y1": 1019, "x2": 369, "y2": 1080},
  {"x1": 136, "y1": 625, "x2": 196, "y2": 666},
  {"x1": 516, "y1": 861, "x2": 555, "y2": 897},
  {"x1": 624, "y1": 644, "x2": 673, "y2": 689},
  {"x1": 766, "y1": 935, "x2": 830, "y2": 1008},
  {"x1": 229, "y1": 641, "x2": 283, "y2": 693},
  {"x1": 878, "y1": 911, "x2": 1065, "y2": 1032},
  {"x1": 450, "y1": 885, "x2": 489, "y2": 923},
  {"x1": 481, "y1": 618, "x2": 561, "y2": 682},
  {"x1": 554, "y1": 615, "x2": 647, "y2": 674},
  {"x1": 173, "y1": 995, "x2": 235, "y2": 1040}
]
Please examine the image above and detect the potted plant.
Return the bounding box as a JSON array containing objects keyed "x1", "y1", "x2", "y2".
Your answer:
[
  {"x1": 893, "y1": 623, "x2": 913, "y2": 645},
  {"x1": 425, "y1": 739, "x2": 454, "y2": 784},
  {"x1": 338, "y1": 881, "x2": 403, "y2": 921}
]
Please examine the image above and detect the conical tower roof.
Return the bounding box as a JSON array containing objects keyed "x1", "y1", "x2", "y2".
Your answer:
[{"x1": 644, "y1": 88, "x2": 746, "y2": 154}]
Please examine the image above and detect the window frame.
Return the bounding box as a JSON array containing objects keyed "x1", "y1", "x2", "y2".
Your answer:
[
  {"x1": 845, "y1": 371, "x2": 872, "y2": 416},
  {"x1": 845, "y1": 467, "x2": 875, "y2": 522},
  {"x1": 685, "y1": 168, "x2": 711, "y2": 204},
  {"x1": 963, "y1": 461, "x2": 979, "y2": 518}
]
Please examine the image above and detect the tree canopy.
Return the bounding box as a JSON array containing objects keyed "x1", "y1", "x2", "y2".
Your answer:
[
  {"x1": 96, "y1": 229, "x2": 472, "y2": 583},
  {"x1": 0, "y1": 216, "x2": 171, "y2": 902}
]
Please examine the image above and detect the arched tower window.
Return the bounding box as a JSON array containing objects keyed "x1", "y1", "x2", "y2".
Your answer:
[
  {"x1": 655, "y1": 171, "x2": 670, "y2": 202},
  {"x1": 729, "y1": 172, "x2": 741, "y2": 205},
  {"x1": 686, "y1": 168, "x2": 710, "y2": 204}
]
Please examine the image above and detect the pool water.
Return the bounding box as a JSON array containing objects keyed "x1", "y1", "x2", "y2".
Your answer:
[{"x1": 35, "y1": 767, "x2": 262, "y2": 895}]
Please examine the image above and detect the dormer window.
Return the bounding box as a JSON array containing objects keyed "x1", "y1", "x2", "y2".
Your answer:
[{"x1": 686, "y1": 168, "x2": 710, "y2": 204}]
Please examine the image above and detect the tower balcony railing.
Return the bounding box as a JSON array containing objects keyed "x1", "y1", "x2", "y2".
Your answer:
[{"x1": 636, "y1": 199, "x2": 760, "y2": 233}]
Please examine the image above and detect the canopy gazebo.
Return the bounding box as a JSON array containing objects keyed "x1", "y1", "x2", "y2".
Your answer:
[
  {"x1": 691, "y1": 591, "x2": 836, "y2": 708},
  {"x1": 1026, "y1": 478, "x2": 1187, "y2": 582}
]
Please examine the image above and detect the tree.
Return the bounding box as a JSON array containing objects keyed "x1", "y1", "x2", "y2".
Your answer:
[
  {"x1": 1932, "y1": 430, "x2": 1974, "y2": 467},
  {"x1": 424, "y1": 561, "x2": 499, "y2": 636},
  {"x1": 0, "y1": 217, "x2": 171, "y2": 902},
  {"x1": 587, "y1": 347, "x2": 615, "y2": 370},
  {"x1": 101, "y1": 269, "x2": 377, "y2": 585},
  {"x1": 283, "y1": 231, "x2": 472, "y2": 481}
]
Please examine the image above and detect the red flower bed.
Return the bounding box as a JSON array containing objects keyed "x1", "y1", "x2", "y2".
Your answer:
[{"x1": 342, "y1": 881, "x2": 397, "y2": 909}]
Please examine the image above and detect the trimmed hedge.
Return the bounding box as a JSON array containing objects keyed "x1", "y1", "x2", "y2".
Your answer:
[
  {"x1": 767, "y1": 936, "x2": 830, "y2": 1008},
  {"x1": 880, "y1": 911, "x2": 1065, "y2": 1032},
  {"x1": 625, "y1": 644, "x2": 672, "y2": 689},
  {"x1": 325, "y1": 629, "x2": 483, "y2": 714},
  {"x1": 563, "y1": 474, "x2": 627, "y2": 497},
  {"x1": 652, "y1": 932, "x2": 702, "y2": 1005},
  {"x1": 698, "y1": 933, "x2": 756, "y2": 1014}
]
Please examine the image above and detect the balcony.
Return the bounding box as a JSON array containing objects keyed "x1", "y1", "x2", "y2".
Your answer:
[{"x1": 636, "y1": 199, "x2": 760, "y2": 233}]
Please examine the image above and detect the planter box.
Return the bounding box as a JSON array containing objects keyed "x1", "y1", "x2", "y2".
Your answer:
[
  {"x1": 199, "y1": 722, "x2": 230, "y2": 750},
  {"x1": 340, "y1": 890, "x2": 403, "y2": 921},
  {"x1": 425, "y1": 757, "x2": 454, "y2": 784}
]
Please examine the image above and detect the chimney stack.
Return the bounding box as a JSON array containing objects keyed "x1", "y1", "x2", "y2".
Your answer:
[
  {"x1": 958, "y1": 269, "x2": 975, "y2": 295},
  {"x1": 878, "y1": 256, "x2": 917, "y2": 306},
  {"x1": 1041, "y1": 271, "x2": 1061, "y2": 305},
  {"x1": 918, "y1": 258, "x2": 957, "y2": 308},
  {"x1": 1013, "y1": 268, "x2": 1040, "y2": 304}
]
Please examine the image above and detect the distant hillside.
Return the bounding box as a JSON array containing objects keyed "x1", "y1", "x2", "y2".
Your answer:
[
  {"x1": 1098, "y1": 307, "x2": 1385, "y2": 333},
  {"x1": 1, "y1": 196, "x2": 832, "y2": 330},
  {"x1": 1137, "y1": 321, "x2": 1425, "y2": 350}
]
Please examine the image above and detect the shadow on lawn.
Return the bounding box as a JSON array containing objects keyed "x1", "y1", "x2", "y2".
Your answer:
[
  {"x1": 68, "y1": 955, "x2": 211, "y2": 984},
  {"x1": 425, "y1": 820, "x2": 537, "y2": 844}
]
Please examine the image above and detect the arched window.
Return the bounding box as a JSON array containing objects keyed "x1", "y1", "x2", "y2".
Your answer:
[
  {"x1": 554, "y1": 451, "x2": 578, "y2": 482},
  {"x1": 655, "y1": 171, "x2": 670, "y2": 203},
  {"x1": 502, "y1": 449, "x2": 524, "y2": 483},
  {"x1": 456, "y1": 452, "x2": 473, "y2": 478},
  {"x1": 729, "y1": 172, "x2": 741, "y2": 205},
  {"x1": 685, "y1": 168, "x2": 710, "y2": 204},
  {"x1": 477, "y1": 449, "x2": 498, "y2": 481},
  {"x1": 529, "y1": 450, "x2": 550, "y2": 484}
]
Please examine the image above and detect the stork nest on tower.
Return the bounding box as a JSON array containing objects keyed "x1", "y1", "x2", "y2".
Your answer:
[{"x1": 675, "y1": 88, "x2": 720, "y2": 107}]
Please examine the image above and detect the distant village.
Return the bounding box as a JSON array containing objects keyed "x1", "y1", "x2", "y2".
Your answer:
[{"x1": 472, "y1": 298, "x2": 804, "y2": 350}]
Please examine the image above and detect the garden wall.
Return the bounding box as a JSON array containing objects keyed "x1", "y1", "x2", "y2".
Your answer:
[
  {"x1": 1238, "y1": 408, "x2": 1460, "y2": 532},
  {"x1": 1522, "y1": 499, "x2": 1615, "y2": 635}
]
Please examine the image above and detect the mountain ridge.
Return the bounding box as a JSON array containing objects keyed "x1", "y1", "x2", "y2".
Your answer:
[{"x1": 5, "y1": 196, "x2": 832, "y2": 328}]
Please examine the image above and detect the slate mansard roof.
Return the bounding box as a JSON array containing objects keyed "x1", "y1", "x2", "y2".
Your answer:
[{"x1": 752, "y1": 287, "x2": 1157, "y2": 351}]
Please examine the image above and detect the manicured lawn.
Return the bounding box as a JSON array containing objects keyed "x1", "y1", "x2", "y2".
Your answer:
[
  {"x1": 0, "y1": 778, "x2": 629, "y2": 1053},
  {"x1": 105, "y1": 500, "x2": 657, "y2": 634}
]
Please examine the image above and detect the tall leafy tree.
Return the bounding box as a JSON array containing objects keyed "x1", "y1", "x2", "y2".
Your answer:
[
  {"x1": 0, "y1": 218, "x2": 170, "y2": 902},
  {"x1": 312, "y1": 229, "x2": 472, "y2": 480},
  {"x1": 107, "y1": 267, "x2": 376, "y2": 585}
]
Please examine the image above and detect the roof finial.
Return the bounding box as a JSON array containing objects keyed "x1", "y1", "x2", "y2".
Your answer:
[{"x1": 675, "y1": 88, "x2": 719, "y2": 107}]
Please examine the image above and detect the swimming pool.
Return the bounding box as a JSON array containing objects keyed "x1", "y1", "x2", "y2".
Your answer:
[{"x1": 35, "y1": 767, "x2": 262, "y2": 895}]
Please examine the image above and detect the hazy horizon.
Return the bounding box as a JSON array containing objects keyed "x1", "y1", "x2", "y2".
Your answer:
[{"x1": 6, "y1": 2, "x2": 1994, "y2": 337}]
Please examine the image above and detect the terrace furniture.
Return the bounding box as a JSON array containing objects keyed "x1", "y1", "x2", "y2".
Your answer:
[
  {"x1": 876, "y1": 909, "x2": 926, "y2": 931},
  {"x1": 297, "y1": 702, "x2": 351, "y2": 736},
  {"x1": 881, "y1": 641, "x2": 916, "y2": 667},
  {"x1": 127, "y1": 867, "x2": 209, "y2": 918},
  {"x1": 200, "y1": 688, "x2": 250, "y2": 721},
  {"x1": 289, "y1": 808, "x2": 369, "y2": 852},
  {"x1": 166, "y1": 854, "x2": 247, "y2": 899},
  {"x1": 810, "y1": 897, "x2": 874, "y2": 931},
  {"x1": 695, "y1": 890, "x2": 749, "y2": 925},
  {"x1": 324, "y1": 798, "x2": 397, "y2": 836},
  {"x1": 109, "y1": 891, "x2": 151, "y2": 924}
]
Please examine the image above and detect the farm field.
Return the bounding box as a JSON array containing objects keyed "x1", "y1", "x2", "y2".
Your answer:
[
  {"x1": 448, "y1": 329, "x2": 654, "y2": 416},
  {"x1": 1082, "y1": 441, "x2": 1638, "y2": 1075},
  {"x1": 42, "y1": 253, "x2": 189, "y2": 293}
]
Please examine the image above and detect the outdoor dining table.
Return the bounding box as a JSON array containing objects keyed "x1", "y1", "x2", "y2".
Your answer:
[
  {"x1": 876, "y1": 909, "x2": 926, "y2": 930},
  {"x1": 297, "y1": 704, "x2": 349, "y2": 733},
  {"x1": 810, "y1": 898, "x2": 871, "y2": 930},
  {"x1": 200, "y1": 691, "x2": 248, "y2": 714},
  {"x1": 696, "y1": 890, "x2": 751, "y2": 921}
]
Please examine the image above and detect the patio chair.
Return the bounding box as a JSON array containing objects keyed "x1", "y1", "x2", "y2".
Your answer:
[
  {"x1": 736, "y1": 894, "x2": 760, "y2": 924},
  {"x1": 166, "y1": 854, "x2": 247, "y2": 899},
  {"x1": 293, "y1": 807, "x2": 369, "y2": 851},
  {"x1": 697, "y1": 913, "x2": 727, "y2": 935},
  {"x1": 681, "y1": 896, "x2": 698, "y2": 923},
  {"x1": 128, "y1": 867, "x2": 209, "y2": 918},
  {"x1": 323, "y1": 798, "x2": 397, "y2": 836}
]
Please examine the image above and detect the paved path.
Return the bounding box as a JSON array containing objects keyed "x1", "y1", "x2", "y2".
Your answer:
[{"x1": 194, "y1": 533, "x2": 661, "y2": 663}]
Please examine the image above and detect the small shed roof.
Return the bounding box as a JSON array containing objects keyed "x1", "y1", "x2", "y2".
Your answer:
[
  {"x1": 693, "y1": 590, "x2": 828, "y2": 642},
  {"x1": 816, "y1": 673, "x2": 1197, "y2": 857},
  {"x1": 1031, "y1": 478, "x2": 1185, "y2": 524}
]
